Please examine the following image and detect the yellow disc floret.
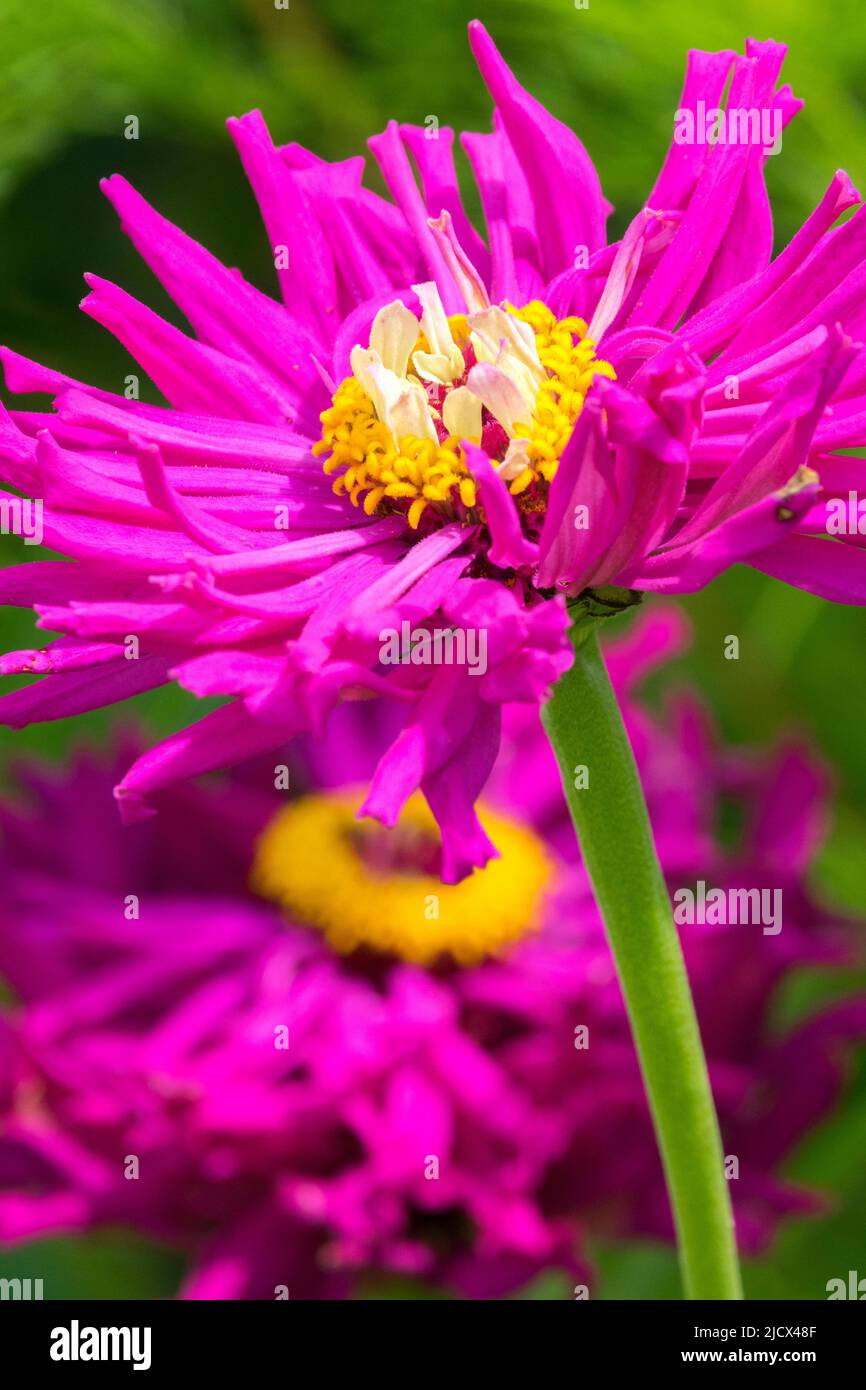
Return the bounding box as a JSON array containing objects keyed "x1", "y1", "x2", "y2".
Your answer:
[
  {"x1": 507, "y1": 302, "x2": 617, "y2": 490},
  {"x1": 314, "y1": 288, "x2": 615, "y2": 534},
  {"x1": 251, "y1": 789, "x2": 552, "y2": 967},
  {"x1": 315, "y1": 375, "x2": 476, "y2": 532}
]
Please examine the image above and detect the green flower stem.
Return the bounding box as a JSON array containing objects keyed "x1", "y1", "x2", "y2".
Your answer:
[{"x1": 541, "y1": 620, "x2": 743, "y2": 1300}]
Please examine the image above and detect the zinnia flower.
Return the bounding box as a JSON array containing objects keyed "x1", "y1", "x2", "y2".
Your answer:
[
  {"x1": 0, "y1": 611, "x2": 862, "y2": 1299},
  {"x1": 1, "y1": 23, "x2": 864, "y2": 878}
]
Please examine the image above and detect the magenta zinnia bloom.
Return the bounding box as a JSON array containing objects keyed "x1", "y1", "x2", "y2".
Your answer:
[
  {"x1": 1, "y1": 24, "x2": 865, "y2": 876},
  {"x1": 0, "y1": 612, "x2": 862, "y2": 1299}
]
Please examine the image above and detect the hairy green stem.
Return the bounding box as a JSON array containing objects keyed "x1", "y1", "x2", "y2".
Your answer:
[{"x1": 541, "y1": 624, "x2": 742, "y2": 1300}]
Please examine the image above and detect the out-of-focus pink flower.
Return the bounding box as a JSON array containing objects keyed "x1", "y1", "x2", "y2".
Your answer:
[
  {"x1": 1, "y1": 25, "x2": 865, "y2": 877},
  {"x1": 0, "y1": 612, "x2": 862, "y2": 1298}
]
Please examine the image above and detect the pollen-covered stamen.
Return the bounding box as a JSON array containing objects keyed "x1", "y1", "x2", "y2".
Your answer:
[
  {"x1": 314, "y1": 281, "x2": 615, "y2": 534},
  {"x1": 250, "y1": 789, "x2": 552, "y2": 967}
]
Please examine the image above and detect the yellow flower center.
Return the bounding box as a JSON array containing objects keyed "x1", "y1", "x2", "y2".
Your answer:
[
  {"x1": 313, "y1": 299, "x2": 615, "y2": 535},
  {"x1": 250, "y1": 789, "x2": 552, "y2": 966},
  {"x1": 510, "y1": 302, "x2": 616, "y2": 485}
]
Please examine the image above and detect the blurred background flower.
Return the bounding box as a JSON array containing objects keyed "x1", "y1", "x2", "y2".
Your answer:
[
  {"x1": 0, "y1": 0, "x2": 865, "y2": 1298},
  {"x1": 0, "y1": 610, "x2": 863, "y2": 1300}
]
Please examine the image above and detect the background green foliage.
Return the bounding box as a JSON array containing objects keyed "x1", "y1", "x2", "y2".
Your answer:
[{"x1": 0, "y1": 0, "x2": 864, "y2": 1299}]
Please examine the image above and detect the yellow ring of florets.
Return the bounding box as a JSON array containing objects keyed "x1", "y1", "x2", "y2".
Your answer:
[
  {"x1": 250, "y1": 789, "x2": 553, "y2": 967},
  {"x1": 314, "y1": 302, "x2": 615, "y2": 530},
  {"x1": 507, "y1": 302, "x2": 617, "y2": 491},
  {"x1": 314, "y1": 377, "x2": 477, "y2": 531}
]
